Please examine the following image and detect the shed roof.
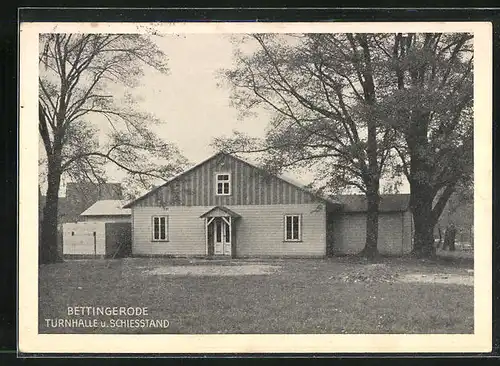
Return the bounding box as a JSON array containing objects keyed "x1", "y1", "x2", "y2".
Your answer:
[
  {"x1": 200, "y1": 206, "x2": 242, "y2": 219},
  {"x1": 335, "y1": 194, "x2": 410, "y2": 213},
  {"x1": 80, "y1": 200, "x2": 131, "y2": 217}
]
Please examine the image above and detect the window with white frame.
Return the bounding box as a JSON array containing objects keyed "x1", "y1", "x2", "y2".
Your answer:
[
  {"x1": 152, "y1": 216, "x2": 168, "y2": 241},
  {"x1": 215, "y1": 173, "x2": 231, "y2": 195},
  {"x1": 284, "y1": 214, "x2": 301, "y2": 241}
]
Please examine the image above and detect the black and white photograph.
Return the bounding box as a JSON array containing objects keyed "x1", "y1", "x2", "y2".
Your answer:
[{"x1": 18, "y1": 21, "x2": 492, "y2": 354}]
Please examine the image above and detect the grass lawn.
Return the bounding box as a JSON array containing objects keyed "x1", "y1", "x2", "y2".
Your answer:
[{"x1": 39, "y1": 256, "x2": 473, "y2": 334}]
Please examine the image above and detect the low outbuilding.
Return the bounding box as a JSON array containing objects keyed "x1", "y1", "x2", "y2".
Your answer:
[
  {"x1": 62, "y1": 200, "x2": 132, "y2": 258},
  {"x1": 328, "y1": 194, "x2": 413, "y2": 256}
]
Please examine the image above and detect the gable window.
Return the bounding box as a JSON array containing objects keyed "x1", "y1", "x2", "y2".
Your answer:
[
  {"x1": 215, "y1": 173, "x2": 231, "y2": 196},
  {"x1": 152, "y1": 216, "x2": 168, "y2": 241},
  {"x1": 284, "y1": 214, "x2": 301, "y2": 241}
]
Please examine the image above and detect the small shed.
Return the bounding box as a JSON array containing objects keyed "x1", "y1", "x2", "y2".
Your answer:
[
  {"x1": 328, "y1": 194, "x2": 413, "y2": 256},
  {"x1": 62, "y1": 200, "x2": 132, "y2": 258}
]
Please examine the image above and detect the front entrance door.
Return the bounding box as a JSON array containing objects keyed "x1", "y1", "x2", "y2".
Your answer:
[{"x1": 213, "y1": 217, "x2": 231, "y2": 256}]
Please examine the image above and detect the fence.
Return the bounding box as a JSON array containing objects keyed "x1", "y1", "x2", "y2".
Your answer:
[{"x1": 61, "y1": 221, "x2": 132, "y2": 259}]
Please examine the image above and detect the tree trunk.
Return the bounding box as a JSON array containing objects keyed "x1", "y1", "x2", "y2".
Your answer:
[
  {"x1": 444, "y1": 225, "x2": 457, "y2": 251},
  {"x1": 358, "y1": 185, "x2": 380, "y2": 260},
  {"x1": 410, "y1": 190, "x2": 436, "y2": 258},
  {"x1": 406, "y1": 109, "x2": 439, "y2": 259},
  {"x1": 40, "y1": 158, "x2": 64, "y2": 264},
  {"x1": 470, "y1": 226, "x2": 474, "y2": 249},
  {"x1": 354, "y1": 34, "x2": 380, "y2": 261},
  {"x1": 437, "y1": 227, "x2": 443, "y2": 249}
]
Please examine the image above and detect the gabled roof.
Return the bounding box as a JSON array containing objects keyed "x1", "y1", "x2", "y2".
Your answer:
[
  {"x1": 123, "y1": 152, "x2": 340, "y2": 208},
  {"x1": 335, "y1": 194, "x2": 410, "y2": 213},
  {"x1": 80, "y1": 200, "x2": 131, "y2": 216},
  {"x1": 200, "y1": 206, "x2": 241, "y2": 219}
]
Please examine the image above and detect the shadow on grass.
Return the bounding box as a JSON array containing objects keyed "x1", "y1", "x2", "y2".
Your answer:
[{"x1": 329, "y1": 251, "x2": 473, "y2": 269}]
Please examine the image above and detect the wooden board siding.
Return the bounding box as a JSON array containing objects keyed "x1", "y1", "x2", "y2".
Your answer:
[
  {"x1": 331, "y1": 212, "x2": 413, "y2": 255},
  {"x1": 132, "y1": 204, "x2": 326, "y2": 257},
  {"x1": 132, "y1": 154, "x2": 320, "y2": 208},
  {"x1": 132, "y1": 207, "x2": 205, "y2": 256},
  {"x1": 234, "y1": 204, "x2": 326, "y2": 257}
]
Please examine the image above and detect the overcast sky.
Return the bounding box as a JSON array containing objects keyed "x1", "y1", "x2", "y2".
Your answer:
[
  {"x1": 133, "y1": 34, "x2": 269, "y2": 163},
  {"x1": 40, "y1": 33, "x2": 409, "y2": 196},
  {"x1": 40, "y1": 34, "x2": 270, "y2": 195}
]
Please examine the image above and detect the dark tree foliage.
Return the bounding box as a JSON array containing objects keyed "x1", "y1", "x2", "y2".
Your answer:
[{"x1": 217, "y1": 33, "x2": 472, "y2": 258}]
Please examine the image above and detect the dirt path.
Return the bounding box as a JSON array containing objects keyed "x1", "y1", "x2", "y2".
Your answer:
[
  {"x1": 398, "y1": 272, "x2": 473, "y2": 286},
  {"x1": 144, "y1": 263, "x2": 282, "y2": 276}
]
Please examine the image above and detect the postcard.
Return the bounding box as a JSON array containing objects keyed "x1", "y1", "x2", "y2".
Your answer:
[{"x1": 19, "y1": 19, "x2": 492, "y2": 354}]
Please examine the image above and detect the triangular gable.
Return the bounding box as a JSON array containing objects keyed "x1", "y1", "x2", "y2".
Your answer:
[{"x1": 124, "y1": 152, "x2": 339, "y2": 208}]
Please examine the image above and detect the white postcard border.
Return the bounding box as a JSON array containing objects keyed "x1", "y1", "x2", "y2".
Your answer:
[{"x1": 19, "y1": 21, "x2": 492, "y2": 354}]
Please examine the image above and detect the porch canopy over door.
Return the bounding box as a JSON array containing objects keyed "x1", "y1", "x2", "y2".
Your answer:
[{"x1": 200, "y1": 206, "x2": 241, "y2": 256}]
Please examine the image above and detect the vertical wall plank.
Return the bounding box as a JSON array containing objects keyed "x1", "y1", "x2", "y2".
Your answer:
[{"x1": 130, "y1": 154, "x2": 323, "y2": 207}]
